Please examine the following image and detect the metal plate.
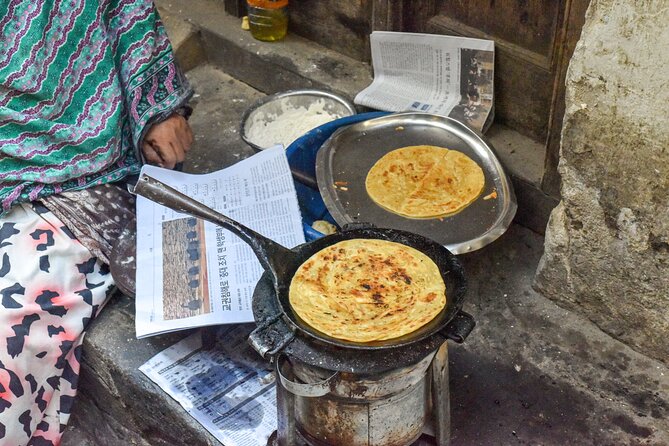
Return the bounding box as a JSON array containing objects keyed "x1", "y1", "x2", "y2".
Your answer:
[{"x1": 315, "y1": 112, "x2": 517, "y2": 254}]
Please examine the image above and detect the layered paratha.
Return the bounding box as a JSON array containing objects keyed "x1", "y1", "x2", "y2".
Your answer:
[
  {"x1": 289, "y1": 239, "x2": 446, "y2": 342},
  {"x1": 365, "y1": 145, "x2": 485, "y2": 218}
]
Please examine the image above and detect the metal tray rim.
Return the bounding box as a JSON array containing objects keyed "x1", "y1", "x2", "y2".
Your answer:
[{"x1": 315, "y1": 112, "x2": 517, "y2": 254}]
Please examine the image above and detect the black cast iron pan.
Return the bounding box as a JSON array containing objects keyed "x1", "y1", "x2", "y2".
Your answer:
[{"x1": 133, "y1": 173, "x2": 473, "y2": 352}]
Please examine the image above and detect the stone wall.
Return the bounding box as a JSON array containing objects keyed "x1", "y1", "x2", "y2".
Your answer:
[{"x1": 534, "y1": 0, "x2": 669, "y2": 363}]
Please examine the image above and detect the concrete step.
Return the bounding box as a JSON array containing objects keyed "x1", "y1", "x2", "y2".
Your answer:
[{"x1": 62, "y1": 6, "x2": 669, "y2": 446}]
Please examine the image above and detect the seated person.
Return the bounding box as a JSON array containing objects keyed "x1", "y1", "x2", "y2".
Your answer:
[{"x1": 0, "y1": 1, "x2": 192, "y2": 443}]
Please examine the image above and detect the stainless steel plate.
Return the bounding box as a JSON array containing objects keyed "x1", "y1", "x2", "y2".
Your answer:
[
  {"x1": 240, "y1": 89, "x2": 357, "y2": 151},
  {"x1": 315, "y1": 112, "x2": 517, "y2": 254}
]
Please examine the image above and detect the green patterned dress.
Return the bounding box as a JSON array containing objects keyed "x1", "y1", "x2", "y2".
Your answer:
[{"x1": 0, "y1": 0, "x2": 192, "y2": 212}]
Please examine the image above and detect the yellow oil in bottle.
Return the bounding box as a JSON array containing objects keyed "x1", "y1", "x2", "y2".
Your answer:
[{"x1": 246, "y1": 0, "x2": 288, "y2": 42}]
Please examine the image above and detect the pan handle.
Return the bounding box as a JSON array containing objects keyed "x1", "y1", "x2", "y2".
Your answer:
[
  {"x1": 248, "y1": 314, "x2": 296, "y2": 359},
  {"x1": 341, "y1": 222, "x2": 377, "y2": 231},
  {"x1": 441, "y1": 311, "x2": 476, "y2": 343},
  {"x1": 132, "y1": 173, "x2": 297, "y2": 284}
]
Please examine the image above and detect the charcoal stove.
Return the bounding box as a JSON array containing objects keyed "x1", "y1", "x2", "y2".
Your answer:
[
  {"x1": 131, "y1": 174, "x2": 476, "y2": 446},
  {"x1": 250, "y1": 273, "x2": 475, "y2": 446}
]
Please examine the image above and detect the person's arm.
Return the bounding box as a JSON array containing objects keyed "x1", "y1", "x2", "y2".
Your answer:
[{"x1": 104, "y1": 0, "x2": 194, "y2": 168}]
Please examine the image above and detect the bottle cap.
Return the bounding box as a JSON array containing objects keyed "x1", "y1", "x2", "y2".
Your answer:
[{"x1": 247, "y1": 0, "x2": 288, "y2": 9}]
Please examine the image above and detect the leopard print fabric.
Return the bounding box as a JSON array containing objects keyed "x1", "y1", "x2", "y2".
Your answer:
[{"x1": 0, "y1": 202, "x2": 115, "y2": 445}]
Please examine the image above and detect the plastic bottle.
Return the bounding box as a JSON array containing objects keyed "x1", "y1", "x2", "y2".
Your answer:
[{"x1": 246, "y1": 0, "x2": 288, "y2": 42}]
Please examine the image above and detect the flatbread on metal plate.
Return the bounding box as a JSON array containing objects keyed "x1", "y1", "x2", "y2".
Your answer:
[{"x1": 365, "y1": 145, "x2": 485, "y2": 218}]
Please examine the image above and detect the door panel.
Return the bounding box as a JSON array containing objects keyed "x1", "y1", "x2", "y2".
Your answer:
[
  {"x1": 426, "y1": 12, "x2": 554, "y2": 141},
  {"x1": 435, "y1": 0, "x2": 561, "y2": 58},
  {"x1": 424, "y1": 0, "x2": 568, "y2": 141},
  {"x1": 289, "y1": 0, "x2": 373, "y2": 62}
]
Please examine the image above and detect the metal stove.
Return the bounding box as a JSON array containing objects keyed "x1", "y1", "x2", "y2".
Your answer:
[
  {"x1": 249, "y1": 273, "x2": 475, "y2": 446},
  {"x1": 128, "y1": 168, "x2": 479, "y2": 446}
]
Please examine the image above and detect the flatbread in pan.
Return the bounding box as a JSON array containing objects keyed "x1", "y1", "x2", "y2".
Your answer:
[
  {"x1": 365, "y1": 145, "x2": 485, "y2": 218},
  {"x1": 289, "y1": 239, "x2": 446, "y2": 342}
]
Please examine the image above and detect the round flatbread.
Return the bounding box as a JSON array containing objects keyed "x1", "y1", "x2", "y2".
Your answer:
[
  {"x1": 365, "y1": 145, "x2": 485, "y2": 218},
  {"x1": 289, "y1": 239, "x2": 446, "y2": 343}
]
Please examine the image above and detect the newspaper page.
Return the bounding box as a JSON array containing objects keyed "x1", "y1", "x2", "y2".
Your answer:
[
  {"x1": 139, "y1": 324, "x2": 276, "y2": 446},
  {"x1": 355, "y1": 31, "x2": 495, "y2": 132},
  {"x1": 135, "y1": 146, "x2": 306, "y2": 338}
]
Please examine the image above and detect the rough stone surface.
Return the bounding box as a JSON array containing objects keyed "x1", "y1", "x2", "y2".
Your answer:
[{"x1": 535, "y1": 0, "x2": 669, "y2": 363}]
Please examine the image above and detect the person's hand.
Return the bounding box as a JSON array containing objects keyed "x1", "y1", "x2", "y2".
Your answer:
[{"x1": 141, "y1": 114, "x2": 193, "y2": 169}]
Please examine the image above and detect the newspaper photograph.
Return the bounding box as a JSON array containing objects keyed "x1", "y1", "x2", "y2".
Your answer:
[
  {"x1": 355, "y1": 31, "x2": 495, "y2": 132},
  {"x1": 134, "y1": 146, "x2": 306, "y2": 338},
  {"x1": 139, "y1": 325, "x2": 276, "y2": 446}
]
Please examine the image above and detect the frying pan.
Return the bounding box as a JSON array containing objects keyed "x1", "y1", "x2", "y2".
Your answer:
[{"x1": 132, "y1": 173, "x2": 473, "y2": 351}]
